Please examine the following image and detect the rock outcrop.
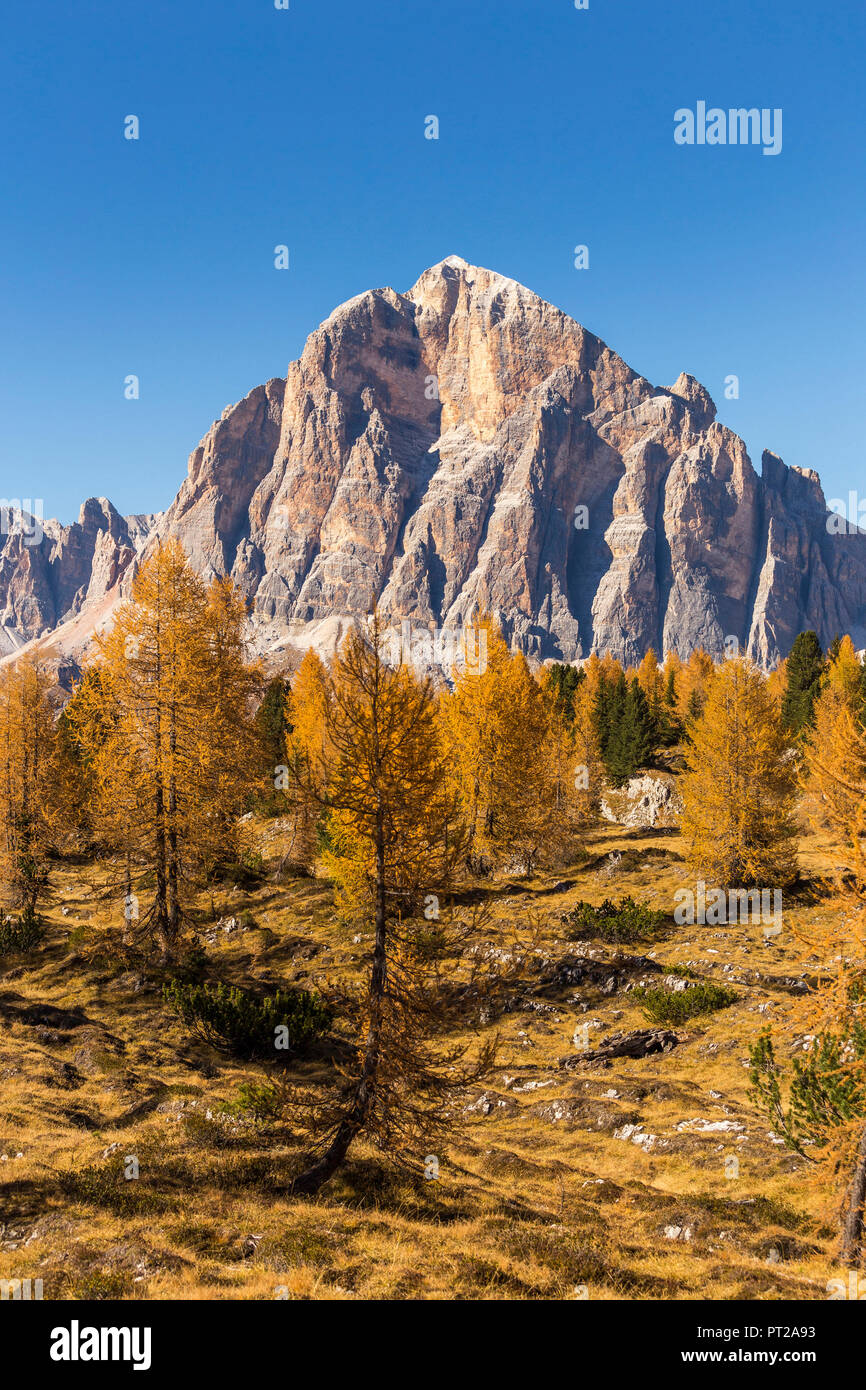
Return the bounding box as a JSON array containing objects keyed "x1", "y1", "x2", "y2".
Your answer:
[
  {"x1": 600, "y1": 774, "x2": 683, "y2": 830},
  {"x1": 4, "y1": 256, "x2": 865, "y2": 666}
]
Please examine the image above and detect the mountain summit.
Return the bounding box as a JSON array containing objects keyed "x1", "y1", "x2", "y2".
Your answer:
[{"x1": 4, "y1": 258, "x2": 865, "y2": 666}]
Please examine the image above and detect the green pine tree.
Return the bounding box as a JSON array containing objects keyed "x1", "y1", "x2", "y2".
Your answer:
[
  {"x1": 594, "y1": 670, "x2": 626, "y2": 770},
  {"x1": 781, "y1": 631, "x2": 825, "y2": 734},
  {"x1": 659, "y1": 664, "x2": 683, "y2": 745},
  {"x1": 685, "y1": 688, "x2": 703, "y2": 726},
  {"x1": 546, "y1": 662, "x2": 585, "y2": 723},
  {"x1": 605, "y1": 677, "x2": 654, "y2": 786},
  {"x1": 253, "y1": 675, "x2": 292, "y2": 813}
]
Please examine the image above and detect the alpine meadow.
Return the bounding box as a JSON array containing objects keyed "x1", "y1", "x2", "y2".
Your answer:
[{"x1": 2, "y1": 0, "x2": 865, "y2": 1344}]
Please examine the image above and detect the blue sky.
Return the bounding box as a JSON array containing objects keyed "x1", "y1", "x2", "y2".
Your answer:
[{"x1": 1, "y1": 0, "x2": 863, "y2": 522}]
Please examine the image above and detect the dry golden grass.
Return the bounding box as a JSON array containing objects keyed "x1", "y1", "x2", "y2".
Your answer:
[{"x1": 0, "y1": 815, "x2": 851, "y2": 1300}]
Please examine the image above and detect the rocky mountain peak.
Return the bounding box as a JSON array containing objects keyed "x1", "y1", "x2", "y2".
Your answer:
[{"x1": 3, "y1": 259, "x2": 864, "y2": 670}]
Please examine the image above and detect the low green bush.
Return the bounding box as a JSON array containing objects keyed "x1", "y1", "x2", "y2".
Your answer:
[
  {"x1": 162, "y1": 979, "x2": 331, "y2": 1059},
  {"x1": 565, "y1": 896, "x2": 668, "y2": 945},
  {"x1": 633, "y1": 980, "x2": 738, "y2": 1025},
  {"x1": 0, "y1": 906, "x2": 45, "y2": 954},
  {"x1": 219, "y1": 1081, "x2": 284, "y2": 1121}
]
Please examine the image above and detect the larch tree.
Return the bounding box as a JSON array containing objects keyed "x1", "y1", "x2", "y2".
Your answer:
[
  {"x1": 801, "y1": 636, "x2": 866, "y2": 851},
  {"x1": 288, "y1": 613, "x2": 488, "y2": 1196},
  {"x1": 540, "y1": 665, "x2": 601, "y2": 852},
  {"x1": 637, "y1": 648, "x2": 665, "y2": 735},
  {"x1": 680, "y1": 657, "x2": 798, "y2": 887},
  {"x1": 751, "y1": 636, "x2": 866, "y2": 1265},
  {"x1": 280, "y1": 647, "x2": 331, "y2": 870},
  {"x1": 195, "y1": 576, "x2": 264, "y2": 878},
  {"x1": 0, "y1": 657, "x2": 56, "y2": 922},
  {"x1": 439, "y1": 621, "x2": 552, "y2": 874},
  {"x1": 824, "y1": 633, "x2": 866, "y2": 713},
  {"x1": 765, "y1": 655, "x2": 787, "y2": 714},
  {"x1": 678, "y1": 647, "x2": 716, "y2": 725},
  {"x1": 53, "y1": 669, "x2": 108, "y2": 850},
  {"x1": 66, "y1": 541, "x2": 260, "y2": 959},
  {"x1": 579, "y1": 651, "x2": 604, "y2": 706}
]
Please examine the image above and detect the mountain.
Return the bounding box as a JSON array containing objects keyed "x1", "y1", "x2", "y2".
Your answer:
[
  {"x1": 4, "y1": 255, "x2": 865, "y2": 668},
  {"x1": 0, "y1": 498, "x2": 157, "y2": 659}
]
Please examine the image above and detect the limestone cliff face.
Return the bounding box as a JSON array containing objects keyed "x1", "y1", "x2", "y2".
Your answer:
[
  {"x1": 0, "y1": 499, "x2": 157, "y2": 657},
  {"x1": 4, "y1": 257, "x2": 865, "y2": 666}
]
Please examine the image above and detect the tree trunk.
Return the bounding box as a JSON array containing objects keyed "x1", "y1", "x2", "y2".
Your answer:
[
  {"x1": 840, "y1": 1122, "x2": 866, "y2": 1267},
  {"x1": 291, "y1": 811, "x2": 387, "y2": 1197},
  {"x1": 153, "y1": 775, "x2": 171, "y2": 962},
  {"x1": 166, "y1": 690, "x2": 180, "y2": 938},
  {"x1": 122, "y1": 852, "x2": 134, "y2": 947}
]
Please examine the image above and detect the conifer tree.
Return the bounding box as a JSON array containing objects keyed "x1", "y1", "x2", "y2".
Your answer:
[
  {"x1": 253, "y1": 675, "x2": 292, "y2": 815},
  {"x1": 605, "y1": 676, "x2": 655, "y2": 786},
  {"x1": 0, "y1": 657, "x2": 56, "y2": 921},
  {"x1": 627, "y1": 674, "x2": 654, "y2": 768},
  {"x1": 658, "y1": 656, "x2": 684, "y2": 745},
  {"x1": 680, "y1": 658, "x2": 797, "y2": 886},
  {"x1": 781, "y1": 630, "x2": 825, "y2": 733},
  {"x1": 802, "y1": 638, "x2": 866, "y2": 866},
  {"x1": 257, "y1": 675, "x2": 292, "y2": 765},
  {"x1": 540, "y1": 666, "x2": 601, "y2": 849},
  {"x1": 637, "y1": 648, "x2": 665, "y2": 737},
  {"x1": 280, "y1": 648, "x2": 330, "y2": 870},
  {"x1": 678, "y1": 648, "x2": 715, "y2": 726},
  {"x1": 439, "y1": 621, "x2": 552, "y2": 874},
  {"x1": 66, "y1": 541, "x2": 260, "y2": 959},
  {"x1": 593, "y1": 667, "x2": 626, "y2": 774},
  {"x1": 545, "y1": 662, "x2": 584, "y2": 723},
  {"x1": 751, "y1": 637, "x2": 866, "y2": 1264},
  {"x1": 289, "y1": 613, "x2": 489, "y2": 1195}
]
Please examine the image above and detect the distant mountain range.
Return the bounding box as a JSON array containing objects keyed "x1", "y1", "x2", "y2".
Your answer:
[{"x1": 4, "y1": 255, "x2": 865, "y2": 668}]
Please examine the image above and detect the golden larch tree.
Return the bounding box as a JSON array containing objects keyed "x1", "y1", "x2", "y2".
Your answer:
[
  {"x1": 539, "y1": 665, "x2": 602, "y2": 845},
  {"x1": 439, "y1": 620, "x2": 552, "y2": 874},
  {"x1": 289, "y1": 613, "x2": 487, "y2": 1195},
  {"x1": 680, "y1": 657, "x2": 797, "y2": 886},
  {"x1": 750, "y1": 636, "x2": 866, "y2": 1265},
  {"x1": 280, "y1": 647, "x2": 331, "y2": 870},
  {"x1": 66, "y1": 541, "x2": 260, "y2": 958},
  {"x1": 0, "y1": 656, "x2": 56, "y2": 919}
]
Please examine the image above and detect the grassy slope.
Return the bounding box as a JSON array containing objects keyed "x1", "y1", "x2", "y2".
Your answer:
[{"x1": 0, "y1": 818, "x2": 846, "y2": 1301}]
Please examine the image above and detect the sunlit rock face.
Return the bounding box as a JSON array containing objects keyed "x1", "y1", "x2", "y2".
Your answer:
[{"x1": 6, "y1": 258, "x2": 865, "y2": 668}]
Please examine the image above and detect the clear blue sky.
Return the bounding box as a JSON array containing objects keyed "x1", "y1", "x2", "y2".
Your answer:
[{"x1": 1, "y1": 0, "x2": 863, "y2": 522}]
